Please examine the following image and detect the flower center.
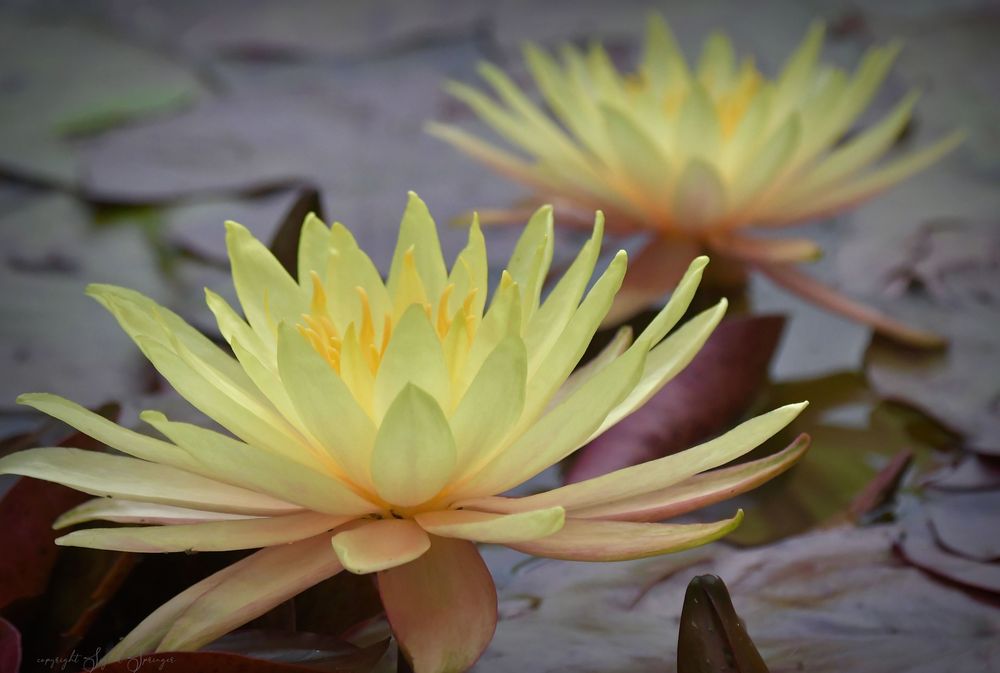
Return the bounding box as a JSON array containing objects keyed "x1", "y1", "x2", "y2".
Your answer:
[{"x1": 296, "y1": 255, "x2": 478, "y2": 377}]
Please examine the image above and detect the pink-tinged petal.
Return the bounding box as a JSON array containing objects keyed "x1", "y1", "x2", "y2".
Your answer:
[
  {"x1": 604, "y1": 236, "x2": 701, "y2": 325},
  {"x1": 709, "y1": 234, "x2": 821, "y2": 264},
  {"x1": 756, "y1": 262, "x2": 945, "y2": 348},
  {"x1": 0, "y1": 448, "x2": 299, "y2": 515},
  {"x1": 379, "y1": 536, "x2": 497, "y2": 673},
  {"x1": 457, "y1": 403, "x2": 805, "y2": 514},
  {"x1": 508, "y1": 512, "x2": 743, "y2": 561},
  {"x1": 415, "y1": 506, "x2": 565, "y2": 544},
  {"x1": 102, "y1": 533, "x2": 343, "y2": 662},
  {"x1": 56, "y1": 512, "x2": 351, "y2": 553},
  {"x1": 332, "y1": 519, "x2": 430, "y2": 574},
  {"x1": 571, "y1": 434, "x2": 810, "y2": 521},
  {"x1": 54, "y1": 499, "x2": 261, "y2": 529}
]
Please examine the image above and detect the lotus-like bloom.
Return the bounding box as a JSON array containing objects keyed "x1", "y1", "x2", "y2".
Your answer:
[
  {"x1": 0, "y1": 193, "x2": 807, "y2": 673},
  {"x1": 429, "y1": 17, "x2": 962, "y2": 345}
]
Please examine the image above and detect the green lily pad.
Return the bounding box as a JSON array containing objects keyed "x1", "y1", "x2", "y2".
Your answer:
[{"x1": 0, "y1": 11, "x2": 202, "y2": 186}]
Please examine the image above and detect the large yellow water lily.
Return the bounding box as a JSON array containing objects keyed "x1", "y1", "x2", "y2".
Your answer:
[
  {"x1": 429, "y1": 16, "x2": 962, "y2": 345},
  {"x1": 0, "y1": 193, "x2": 807, "y2": 672}
]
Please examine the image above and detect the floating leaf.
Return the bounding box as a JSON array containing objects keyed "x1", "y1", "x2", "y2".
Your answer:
[
  {"x1": 926, "y1": 492, "x2": 1000, "y2": 562},
  {"x1": 0, "y1": 11, "x2": 201, "y2": 185},
  {"x1": 478, "y1": 525, "x2": 1000, "y2": 672},
  {"x1": 270, "y1": 187, "x2": 325, "y2": 278},
  {"x1": 896, "y1": 515, "x2": 1000, "y2": 595}
]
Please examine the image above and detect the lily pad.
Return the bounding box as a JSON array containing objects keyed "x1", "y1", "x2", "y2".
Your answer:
[
  {"x1": 476, "y1": 525, "x2": 1000, "y2": 672},
  {"x1": 712, "y1": 373, "x2": 953, "y2": 546},
  {"x1": 0, "y1": 195, "x2": 168, "y2": 409},
  {"x1": 838, "y1": 177, "x2": 1000, "y2": 453},
  {"x1": 0, "y1": 11, "x2": 201, "y2": 186}
]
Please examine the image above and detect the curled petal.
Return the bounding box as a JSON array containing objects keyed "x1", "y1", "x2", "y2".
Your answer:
[
  {"x1": 332, "y1": 519, "x2": 431, "y2": 574},
  {"x1": 572, "y1": 434, "x2": 810, "y2": 521},
  {"x1": 509, "y1": 512, "x2": 744, "y2": 561}
]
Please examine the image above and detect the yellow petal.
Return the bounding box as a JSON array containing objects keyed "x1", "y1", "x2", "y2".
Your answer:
[
  {"x1": 572, "y1": 434, "x2": 810, "y2": 521},
  {"x1": 134, "y1": 336, "x2": 305, "y2": 459},
  {"x1": 56, "y1": 511, "x2": 350, "y2": 553},
  {"x1": 88, "y1": 283, "x2": 259, "y2": 398},
  {"x1": 371, "y1": 384, "x2": 456, "y2": 507},
  {"x1": 456, "y1": 338, "x2": 648, "y2": 499},
  {"x1": 296, "y1": 212, "x2": 332, "y2": 286},
  {"x1": 415, "y1": 506, "x2": 565, "y2": 543},
  {"x1": 470, "y1": 403, "x2": 807, "y2": 514},
  {"x1": 276, "y1": 322, "x2": 378, "y2": 485},
  {"x1": 225, "y1": 220, "x2": 305, "y2": 347},
  {"x1": 505, "y1": 204, "x2": 554, "y2": 323},
  {"x1": 332, "y1": 519, "x2": 430, "y2": 573},
  {"x1": 387, "y1": 192, "x2": 448, "y2": 301},
  {"x1": 17, "y1": 392, "x2": 194, "y2": 469},
  {"x1": 509, "y1": 512, "x2": 743, "y2": 561},
  {"x1": 373, "y1": 305, "x2": 451, "y2": 421},
  {"x1": 450, "y1": 336, "x2": 527, "y2": 474},
  {"x1": 447, "y1": 215, "x2": 488, "y2": 318},
  {"x1": 520, "y1": 250, "x2": 627, "y2": 426},
  {"x1": 672, "y1": 158, "x2": 726, "y2": 231},
  {"x1": 141, "y1": 410, "x2": 376, "y2": 516},
  {"x1": 524, "y1": 214, "x2": 604, "y2": 372},
  {"x1": 55, "y1": 499, "x2": 259, "y2": 529},
  {"x1": 595, "y1": 300, "x2": 727, "y2": 437},
  {"x1": 0, "y1": 447, "x2": 298, "y2": 515}
]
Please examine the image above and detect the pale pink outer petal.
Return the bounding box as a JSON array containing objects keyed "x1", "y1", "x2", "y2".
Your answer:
[
  {"x1": 378, "y1": 536, "x2": 497, "y2": 673},
  {"x1": 414, "y1": 506, "x2": 565, "y2": 544},
  {"x1": 508, "y1": 512, "x2": 743, "y2": 561},
  {"x1": 570, "y1": 434, "x2": 810, "y2": 521},
  {"x1": 332, "y1": 519, "x2": 431, "y2": 574},
  {"x1": 55, "y1": 511, "x2": 352, "y2": 553},
  {"x1": 756, "y1": 262, "x2": 945, "y2": 348},
  {"x1": 101, "y1": 533, "x2": 343, "y2": 663},
  {"x1": 709, "y1": 234, "x2": 822, "y2": 264}
]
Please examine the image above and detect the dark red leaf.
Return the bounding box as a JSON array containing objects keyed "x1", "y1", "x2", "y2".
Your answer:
[
  {"x1": 209, "y1": 631, "x2": 389, "y2": 673},
  {"x1": 566, "y1": 315, "x2": 785, "y2": 483},
  {"x1": 677, "y1": 574, "x2": 770, "y2": 673},
  {"x1": 0, "y1": 617, "x2": 21, "y2": 673},
  {"x1": 0, "y1": 403, "x2": 119, "y2": 609},
  {"x1": 270, "y1": 187, "x2": 324, "y2": 278},
  {"x1": 91, "y1": 650, "x2": 354, "y2": 673}
]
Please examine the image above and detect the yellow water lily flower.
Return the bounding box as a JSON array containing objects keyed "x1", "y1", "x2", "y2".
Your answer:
[
  {"x1": 428, "y1": 16, "x2": 962, "y2": 346},
  {"x1": 0, "y1": 193, "x2": 808, "y2": 673}
]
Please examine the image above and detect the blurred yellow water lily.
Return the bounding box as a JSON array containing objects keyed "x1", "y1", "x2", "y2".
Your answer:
[
  {"x1": 0, "y1": 193, "x2": 807, "y2": 673},
  {"x1": 429, "y1": 16, "x2": 962, "y2": 346}
]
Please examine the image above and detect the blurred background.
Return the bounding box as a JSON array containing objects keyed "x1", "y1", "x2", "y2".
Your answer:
[{"x1": 0, "y1": 1, "x2": 997, "y2": 671}]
